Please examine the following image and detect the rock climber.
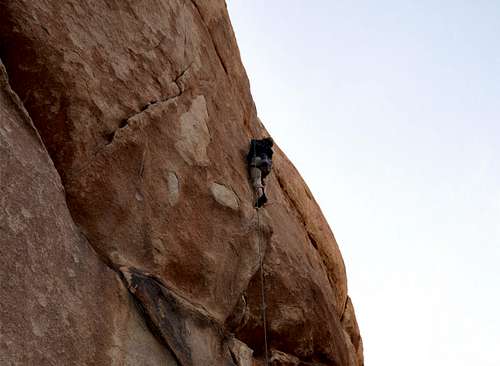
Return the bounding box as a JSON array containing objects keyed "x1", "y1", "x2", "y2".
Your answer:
[{"x1": 247, "y1": 137, "x2": 274, "y2": 208}]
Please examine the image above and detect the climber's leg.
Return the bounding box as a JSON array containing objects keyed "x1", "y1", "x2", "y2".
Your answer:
[{"x1": 250, "y1": 166, "x2": 265, "y2": 206}]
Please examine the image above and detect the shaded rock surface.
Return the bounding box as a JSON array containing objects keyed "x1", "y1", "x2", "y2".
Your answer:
[
  {"x1": 0, "y1": 61, "x2": 177, "y2": 365},
  {"x1": 0, "y1": 1, "x2": 363, "y2": 365}
]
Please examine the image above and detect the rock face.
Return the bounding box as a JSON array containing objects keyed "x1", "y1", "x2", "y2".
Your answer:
[
  {"x1": 0, "y1": 61, "x2": 177, "y2": 366},
  {"x1": 0, "y1": 1, "x2": 363, "y2": 365}
]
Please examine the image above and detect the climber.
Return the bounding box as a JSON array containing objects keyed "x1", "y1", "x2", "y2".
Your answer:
[{"x1": 247, "y1": 137, "x2": 274, "y2": 208}]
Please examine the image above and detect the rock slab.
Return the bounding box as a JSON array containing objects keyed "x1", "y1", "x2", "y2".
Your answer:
[{"x1": 0, "y1": 60, "x2": 177, "y2": 365}]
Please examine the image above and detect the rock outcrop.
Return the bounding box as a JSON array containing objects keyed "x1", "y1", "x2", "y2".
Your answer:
[{"x1": 0, "y1": 1, "x2": 363, "y2": 365}]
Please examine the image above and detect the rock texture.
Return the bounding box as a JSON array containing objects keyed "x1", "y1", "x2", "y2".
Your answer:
[
  {"x1": 0, "y1": 1, "x2": 363, "y2": 365},
  {"x1": 0, "y1": 61, "x2": 177, "y2": 365}
]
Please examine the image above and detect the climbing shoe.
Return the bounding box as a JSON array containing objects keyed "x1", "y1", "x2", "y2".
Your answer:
[{"x1": 256, "y1": 193, "x2": 268, "y2": 208}]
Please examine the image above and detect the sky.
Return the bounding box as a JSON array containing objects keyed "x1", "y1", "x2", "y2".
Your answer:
[{"x1": 226, "y1": 1, "x2": 500, "y2": 365}]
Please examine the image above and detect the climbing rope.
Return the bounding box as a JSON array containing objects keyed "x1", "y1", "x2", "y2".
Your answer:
[
  {"x1": 256, "y1": 207, "x2": 269, "y2": 366},
  {"x1": 251, "y1": 139, "x2": 270, "y2": 365}
]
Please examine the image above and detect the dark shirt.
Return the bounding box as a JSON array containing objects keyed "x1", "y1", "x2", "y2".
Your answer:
[
  {"x1": 246, "y1": 139, "x2": 274, "y2": 164},
  {"x1": 247, "y1": 139, "x2": 273, "y2": 179}
]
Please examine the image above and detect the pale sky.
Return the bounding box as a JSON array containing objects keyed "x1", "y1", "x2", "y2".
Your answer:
[{"x1": 226, "y1": 1, "x2": 500, "y2": 365}]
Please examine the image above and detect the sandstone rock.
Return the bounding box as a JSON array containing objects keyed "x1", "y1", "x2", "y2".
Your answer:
[
  {"x1": 0, "y1": 1, "x2": 363, "y2": 365},
  {"x1": 341, "y1": 297, "x2": 364, "y2": 366},
  {"x1": 121, "y1": 267, "x2": 236, "y2": 366},
  {"x1": 270, "y1": 349, "x2": 300, "y2": 366},
  {"x1": 0, "y1": 60, "x2": 176, "y2": 365},
  {"x1": 211, "y1": 182, "x2": 240, "y2": 210},
  {"x1": 175, "y1": 95, "x2": 211, "y2": 166},
  {"x1": 165, "y1": 171, "x2": 181, "y2": 206},
  {"x1": 228, "y1": 338, "x2": 254, "y2": 366}
]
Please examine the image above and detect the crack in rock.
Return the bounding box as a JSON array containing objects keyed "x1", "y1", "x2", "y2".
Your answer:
[
  {"x1": 119, "y1": 267, "x2": 238, "y2": 366},
  {"x1": 104, "y1": 63, "x2": 193, "y2": 147},
  {"x1": 68, "y1": 65, "x2": 193, "y2": 180},
  {"x1": 189, "y1": 0, "x2": 228, "y2": 76}
]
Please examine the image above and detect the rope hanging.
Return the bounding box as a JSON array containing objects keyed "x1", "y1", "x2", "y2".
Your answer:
[
  {"x1": 256, "y1": 207, "x2": 269, "y2": 366},
  {"x1": 251, "y1": 139, "x2": 270, "y2": 365}
]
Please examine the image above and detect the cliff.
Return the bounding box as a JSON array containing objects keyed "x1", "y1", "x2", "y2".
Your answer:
[{"x1": 0, "y1": 1, "x2": 363, "y2": 365}]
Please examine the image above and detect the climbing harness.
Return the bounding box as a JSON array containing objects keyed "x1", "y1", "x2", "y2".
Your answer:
[{"x1": 256, "y1": 207, "x2": 269, "y2": 366}]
